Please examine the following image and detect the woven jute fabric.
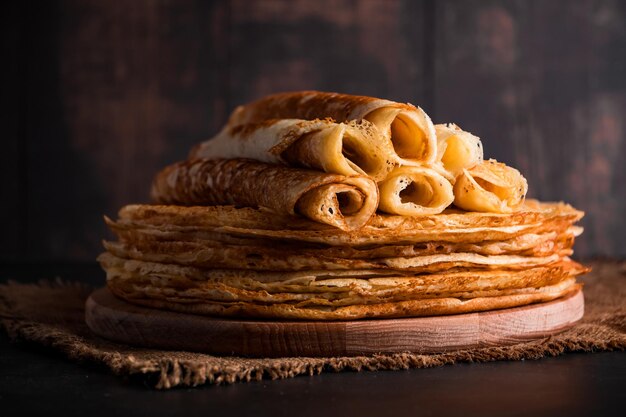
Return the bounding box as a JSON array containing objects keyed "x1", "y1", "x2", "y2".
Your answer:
[{"x1": 1, "y1": 261, "x2": 624, "y2": 389}]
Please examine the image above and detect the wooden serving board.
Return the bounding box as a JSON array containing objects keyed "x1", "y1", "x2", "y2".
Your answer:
[{"x1": 85, "y1": 288, "x2": 584, "y2": 357}]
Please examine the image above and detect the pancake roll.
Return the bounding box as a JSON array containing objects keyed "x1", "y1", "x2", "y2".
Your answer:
[
  {"x1": 151, "y1": 158, "x2": 378, "y2": 231},
  {"x1": 378, "y1": 166, "x2": 454, "y2": 215},
  {"x1": 191, "y1": 118, "x2": 396, "y2": 181},
  {"x1": 435, "y1": 123, "x2": 483, "y2": 178},
  {"x1": 228, "y1": 90, "x2": 437, "y2": 165},
  {"x1": 454, "y1": 159, "x2": 528, "y2": 213}
]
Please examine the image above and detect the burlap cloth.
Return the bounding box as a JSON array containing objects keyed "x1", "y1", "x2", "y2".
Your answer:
[{"x1": 1, "y1": 261, "x2": 624, "y2": 389}]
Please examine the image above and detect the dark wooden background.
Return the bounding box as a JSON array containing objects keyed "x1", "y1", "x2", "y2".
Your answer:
[{"x1": 2, "y1": 0, "x2": 625, "y2": 262}]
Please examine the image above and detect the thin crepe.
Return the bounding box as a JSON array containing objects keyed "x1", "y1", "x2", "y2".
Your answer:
[
  {"x1": 100, "y1": 253, "x2": 585, "y2": 300},
  {"x1": 108, "y1": 220, "x2": 576, "y2": 259},
  {"x1": 435, "y1": 123, "x2": 483, "y2": 178},
  {"x1": 227, "y1": 90, "x2": 437, "y2": 164},
  {"x1": 107, "y1": 281, "x2": 580, "y2": 320},
  {"x1": 103, "y1": 238, "x2": 565, "y2": 272},
  {"x1": 378, "y1": 166, "x2": 454, "y2": 215},
  {"x1": 101, "y1": 254, "x2": 583, "y2": 302},
  {"x1": 102, "y1": 252, "x2": 583, "y2": 320},
  {"x1": 115, "y1": 200, "x2": 583, "y2": 247},
  {"x1": 454, "y1": 159, "x2": 528, "y2": 213},
  {"x1": 151, "y1": 158, "x2": 378, "y2": 231},
  {"x1": 191, "y1": 119, "x2": 396, "y2": 181}
]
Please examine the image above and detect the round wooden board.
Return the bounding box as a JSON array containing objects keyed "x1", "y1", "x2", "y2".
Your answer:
[{"x1": 85, "y1": 288, "x2": 584, "y2": 357}]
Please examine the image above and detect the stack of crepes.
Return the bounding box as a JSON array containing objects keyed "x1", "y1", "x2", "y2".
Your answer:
[{"x1": 99, "y1": 91, "x2": 588, "y2": 320}]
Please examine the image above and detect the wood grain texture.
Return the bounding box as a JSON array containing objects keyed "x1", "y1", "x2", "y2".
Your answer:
[
  {"x1": 2, "y1": 0, "x2": 624, "y2": 261},
  {"x1": 20, "y1": 0, "x2": 107, "y2": 261},
  {"x1": 85, "y1": 287, "x2": 584, "y2": 357},
  {"x1": 12, "y1": 0, "x2": 231, "y2": 261},
  {"x1": 228, "y1": 0, "x2": 428, "y2": 107}
]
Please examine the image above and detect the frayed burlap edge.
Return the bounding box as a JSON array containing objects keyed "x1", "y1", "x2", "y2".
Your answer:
[{"x1": 1, "y1": 262, "x2": 625, "y2": 389}]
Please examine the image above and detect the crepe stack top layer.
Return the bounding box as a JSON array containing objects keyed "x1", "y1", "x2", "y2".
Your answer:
[{"x1": 99, "y1": 90, "x2": 588, "y2": 320}]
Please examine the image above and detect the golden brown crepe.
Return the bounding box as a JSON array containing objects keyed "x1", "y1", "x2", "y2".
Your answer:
[
  {"x1": 100, "y1": 253, "x2": 585, "y2": 298},
  {"x1": 115, "y1": 200, "x2": 583, "y2": 247},
  {"x1": 435, "y1": 123, "x2": 483, "y2": 178},
  {"x1": 100, "y1": 251, "x2": 584, "y2": 320},
  {"x1": 99, "y1": 195, "x2": 587, "y2": 320},
  {"x1": 104, "y1": 225, "x2": 576, "y2": 272},
  {"x1": 101, "y1": 253, "x2": 583, "y2": 299},
  {"x1": 227, "y1": 91, "x2": 437, "y2": 164},
  {"x1": 106, "y1": 220, "x2": 576, "y2": 266},
  {"x1": 378, "y1": 166, "x2": 454, "y2": 216},
  {"x1": 190, "y1": 119, "x2": 396, "y2": 181},
  {"x1": 454, "y1": 159, "x2": 528, "y2": 213},
  {"x1": 103, "y1": 237, "x2": 565, "y2": 273},
  {"x1": 151, "y1": 158, "x2": 378, "y2": 231},
  {"x1": 107, "y1": 281, "x2": 580, "y2": 320}
]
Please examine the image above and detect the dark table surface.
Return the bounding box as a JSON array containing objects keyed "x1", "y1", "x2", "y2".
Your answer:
[{"x1": 1, "y1": 263, "x2": 624, "y2": 417}]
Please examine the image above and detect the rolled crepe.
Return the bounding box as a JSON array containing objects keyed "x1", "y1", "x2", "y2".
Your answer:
[
  {"x1": 151, "y1": 158, "x2": 378, "y2": 231},
  {"x1": 378, "y1": 166, "x2": 454, "y2": 216},
  {"x1": 454, "y1": 159, "x2": 528, "y2": 213},
  {"x1": 190, "y1": 118, "x2": 395, "y2": 181},
  {"x1": 435, "y1": 123, "x2": 483, "y2": 177},
  {"x1": 227, "y1": 91, "x2": 437, "y2": 164}
]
